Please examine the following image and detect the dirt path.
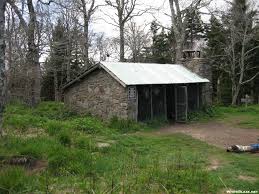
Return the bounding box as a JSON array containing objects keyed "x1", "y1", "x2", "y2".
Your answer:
[{"x1": 155, "y1": 121, "x2": 259, "y2": 148}]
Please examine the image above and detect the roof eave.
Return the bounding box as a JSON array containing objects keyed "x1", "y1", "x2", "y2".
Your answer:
[
  {"x1": 99, "y1": 63, "x2": 127, "y2": 87},
  {"x1": 63, "y1": 64, "x2": 100, "y2": 90}
]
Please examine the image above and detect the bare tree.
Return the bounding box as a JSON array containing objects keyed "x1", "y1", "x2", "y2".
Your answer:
[
  {"x1": 7, "y1": 0, "x2": 41, "y2": 106},
  {"x1": 92, "y1": 32, "x2": 107, "y2": 61},
  {"x1": 0, "y1": 0, "x2": 6, "y2": 136},
  {"x1": 105, "y1": 0, "x2": 151, "y2": 62},
  {"x1": 125, "y1": 20, "x2": 150, "y2": 62},
  {"x1": 222, "y1": 1, "x2": 259, "y2": 105},
  {"x1": 168, "y1": 0, "x2": 210, "y2": 62},
  {"x1": 76, "y1": 0, "x2": 98, "y2": 66}
]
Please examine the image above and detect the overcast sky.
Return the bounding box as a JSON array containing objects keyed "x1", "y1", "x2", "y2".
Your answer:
[
  {"x1": 90, "y1": 0, "x2": 229, "y2": 37},
  {"x1": 39, "y1": 0, "x2": 258, "y2": 62}
]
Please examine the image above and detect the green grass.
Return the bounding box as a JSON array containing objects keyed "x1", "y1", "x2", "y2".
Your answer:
[
  {"x1": 188, "y1": 105, "x2": 259, "y2": 129},
  {"x1": 0, "y1": 167, "x2": 42, "y2": 193},
  {"x1": 0, "y1": 102, "x2": 259, "y2": 193}
]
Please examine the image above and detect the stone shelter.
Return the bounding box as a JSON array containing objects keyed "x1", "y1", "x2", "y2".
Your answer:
[{"x1": 63, "y1": 62, "x2": 210, "y2": 122}]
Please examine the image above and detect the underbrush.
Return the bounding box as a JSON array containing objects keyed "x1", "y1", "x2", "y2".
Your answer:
[{"x1": 188, "y1": 106, "x2": 219, "y2": 122}]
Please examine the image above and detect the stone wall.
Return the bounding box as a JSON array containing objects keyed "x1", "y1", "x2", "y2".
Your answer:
[
  {"x1": 64, "y1": 69, "x2": 131, "y2": 120},
  {"x1": 182, "y1": 58, "x2": 212, "y2": 105}
]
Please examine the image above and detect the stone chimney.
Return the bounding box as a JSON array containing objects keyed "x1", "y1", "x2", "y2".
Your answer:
[{"x1": 181, "y1": 50, "x2": 212, "y2": 105}]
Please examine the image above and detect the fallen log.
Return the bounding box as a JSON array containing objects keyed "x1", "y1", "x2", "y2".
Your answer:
[{"x1": 1, "y1": 156, "x2": 36, "y2": 167}]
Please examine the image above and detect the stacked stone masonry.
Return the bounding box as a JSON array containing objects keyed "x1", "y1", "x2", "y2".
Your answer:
[
  {"x1": 64, "y1": 69, "x2": 132, "y2": 119},
  {"x1": 182, "y1": 58, "x2": 212, "y2": 105}
]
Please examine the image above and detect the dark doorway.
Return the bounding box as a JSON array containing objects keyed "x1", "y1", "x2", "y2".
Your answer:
[
  {"x1": 188, "y1": 84, "x2": 200, "y2": 111},
  {"x1": 137, "y1": 86, "x2": 151, "y2": 121},
  {"x1": 166, "y1": 85, "x2": 176, "y2": 121},
  {"x1": 152, "y1": 85, "x2": 166, "y2": 118}
]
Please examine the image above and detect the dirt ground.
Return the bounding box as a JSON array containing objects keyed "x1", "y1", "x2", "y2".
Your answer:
[{"x1": 156, "y1": 121, "x2": 259, "y2": 148}]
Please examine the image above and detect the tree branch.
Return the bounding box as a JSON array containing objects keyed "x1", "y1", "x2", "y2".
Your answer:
[{"x1": 6, "y1": 0, "x2": 28, "y2": 31}]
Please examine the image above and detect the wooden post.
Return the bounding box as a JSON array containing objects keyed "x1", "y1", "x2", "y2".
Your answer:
[
  {"x1": 136, "y1": 86, "x2": 138, "y2": 121},
  {"x1": 197, "y1": 83, "x2": 200, "y2": 109},
  {"x1": 150, "y1": 85, "x2": 153, "y2": 120},
  {"x1": 174, "y1": 85, "x2": 177, "y2": 121},
  {"x1": 185, "y1": 86, "x2": 188, "y2": 122},
  {"x1": 164, "y1": 85, "x2": 167, "y2": 119}
]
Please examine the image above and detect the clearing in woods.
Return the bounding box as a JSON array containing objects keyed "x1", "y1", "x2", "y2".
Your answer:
[
  {"x1": 0, "y1": 102, "x2": 259, "y2": 193},
  {"x1": 156, "y1": 121, "x2": 259, "y2": 148}
]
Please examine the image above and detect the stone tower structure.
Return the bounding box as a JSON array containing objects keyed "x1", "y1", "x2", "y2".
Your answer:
[{"x1": 181, "y1": 50, "x2": 212, "y2": 105}]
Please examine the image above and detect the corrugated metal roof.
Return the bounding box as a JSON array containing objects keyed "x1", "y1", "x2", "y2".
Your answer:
[{"x1": 100, "y1": 62, "x2": 209, "y2": 86}]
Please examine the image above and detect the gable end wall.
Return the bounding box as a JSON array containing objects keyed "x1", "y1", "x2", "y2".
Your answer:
[{"x1": 64, "y1": 69, "x2": 131, "y2": 120}]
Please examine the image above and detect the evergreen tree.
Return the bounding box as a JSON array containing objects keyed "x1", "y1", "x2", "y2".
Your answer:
[
  {"x1": 184, "y1": 9, "x2": 205, "y2": 49},
  {"x1": 69, "y1": 21, "x2": 85, "y2": 79},
  {"x1": 150, "y1": 22, "x2": 173, "y2": 64},
  {"x1": 205, "y1": 16, "x2": 230, "y2": 103},
  {"x1": 42, "y1": 19, "x2": 69, "y2": 101}
]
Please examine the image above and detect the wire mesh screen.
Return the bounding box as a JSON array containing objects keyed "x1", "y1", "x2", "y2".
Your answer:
[
  {"x1": 137, "y1": 86, "x2": 151, "y2": 121},
  {"x1": 188, "y1": 84, "x2": 199, "y2": 111},
  {"x1": 176, "y1": 86, "x2": 188, "y2": 122},
  {"x1": 152, "y1": 85, "x2": 165, "y2": 118}
]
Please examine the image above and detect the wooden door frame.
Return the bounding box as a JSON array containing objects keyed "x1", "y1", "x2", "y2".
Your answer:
[{"x1": 175, "y1": 85, "x2": 188, "y2": 122}]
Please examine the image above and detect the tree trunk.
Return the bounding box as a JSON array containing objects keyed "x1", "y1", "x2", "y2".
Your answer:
[
  {"x1": 251, "y1": 80, "x2": 255, "y2": 103},
  {"x1": 119, "y1": 22, "x2": 125, "y2": 62},
  {"x1": 84, "y1": 21, "x2": 89, "y2": 66},
  {"x1": 82, "y1": 2, "x2": 89, "y2": 67},
  {"x1": 0, "y1": 0, "x2": 6, "y2": 136},
  {"x1": 6, "y1": 8, "x2": 13, "y2": 103},
  {"x1": 66, "y1": 23, "x2": 71, "y2": 82},
  {"x1": 216, "y1": 73, "x2": 223, "y2": 104},
  {"x1": 26, "y1": 0, "x2": 41, "y2": 107},
  {"x1": 231, "y1": 83, "x2": 240, "y2": 105},
  {"x1": 175, "y1": 38, "x2": 183, "y2": 63},
  {"x1": 53, "y1": 69, "x2": 60, "y2": 101}
]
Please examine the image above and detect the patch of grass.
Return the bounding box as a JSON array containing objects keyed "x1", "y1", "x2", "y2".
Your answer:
[
  {"x1": 0, "y1": 167, "x2": 41, "y2": 193},
  {"x1": 5, "y1": 136, "x2": 63, "y2": 159},
  {"x1": 2, "y1": 102, "x2": 259, "y2": 193},
  {"x1": 188, "y1": 106, "x2": 219, "y2": 122},
  {"x1": 3, "y1": 113, "x2": 45, "y2": 131},
  {"x1": 70, "y1": 117, "x2": 106, "y2": 134},
  {"x1": 214, "y1": 105, "x2": 259, "y2": 129},
  {"x1": 58, "y1": 129, "x2": 72, "y2": 146},
  {"x1": 109, "y1": 117, "x2": 148, "y2": 133},
  {"x1": 74, "y1": 136, "x2": 92, "y2": 150},
  {"x1": 48, "y1": 148, "x2": 92, "y2": 176},
  {"x1": 44, "y1": 120, "x2": 70, "y2": 136},
  {"x1": 145, "y1": 117, "x2": 169, "y2": 129},
  {"x1": 188, "y1": 104, "x2": 259, "y2": 129},
  {"x1": 32, "y1": 101, "x2": 76, "y2": 120}
]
